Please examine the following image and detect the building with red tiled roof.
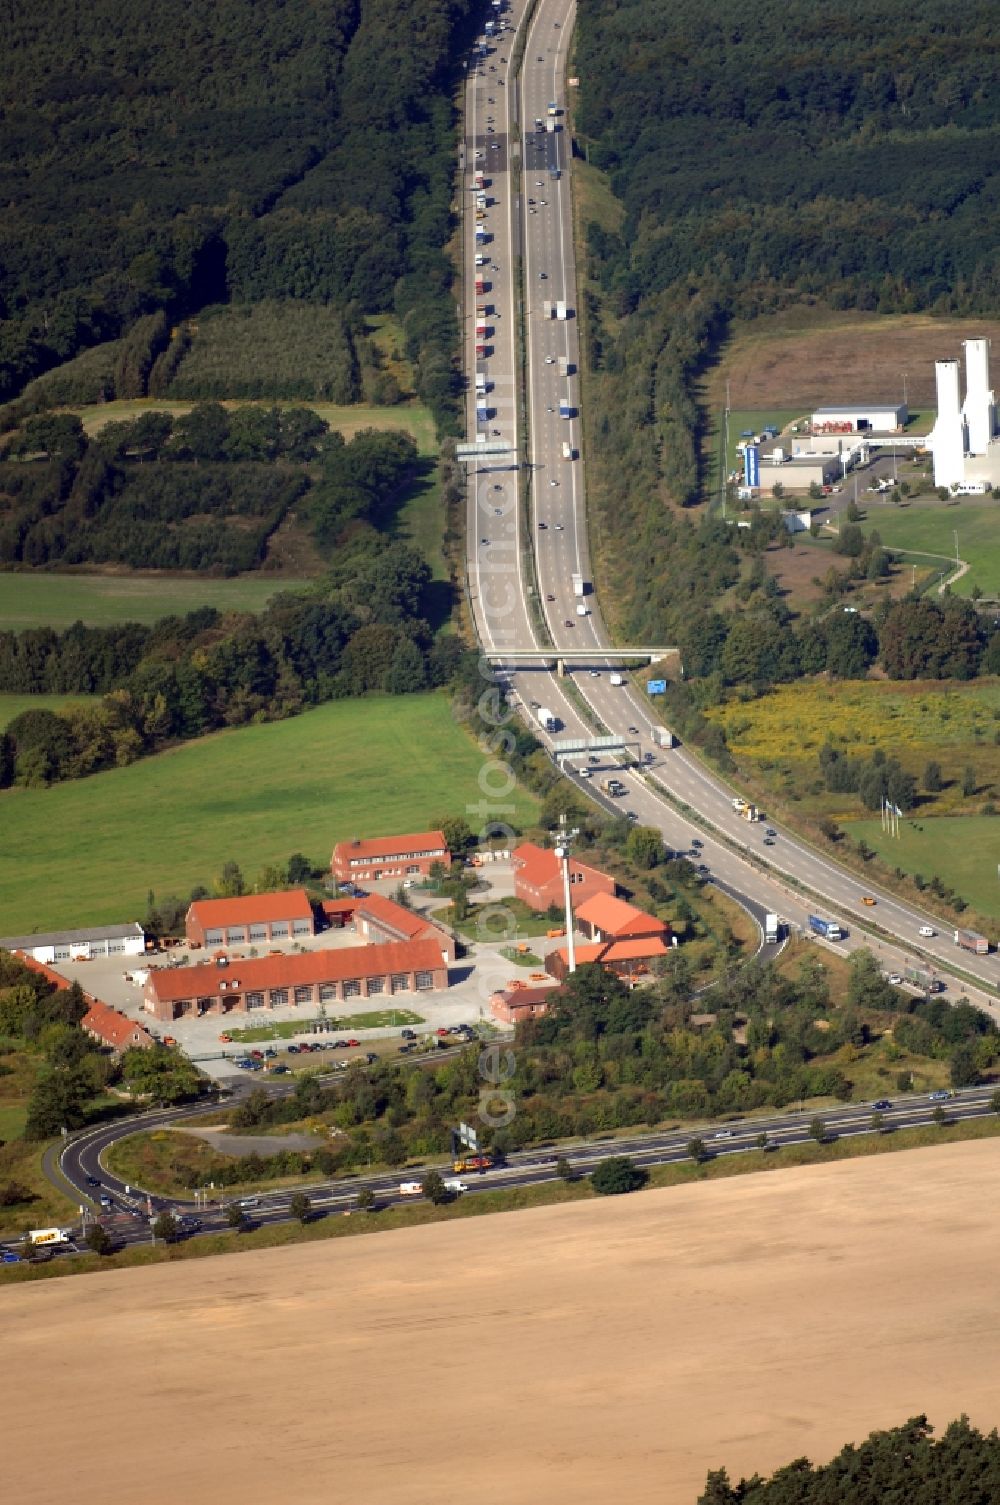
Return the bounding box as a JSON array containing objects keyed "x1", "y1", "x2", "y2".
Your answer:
[
  {"x1": 575, "y1": 892, "x2": 669, "y2": 945},
  {"x1": 331, "y1": 831, "x2": 452, "y2": 883},
  {"x1": 185, "y1": 891, "x2": 315, "y2": 949},
  {"x1": 143, "y1": 939, "x2": 448, "y2": 1022},
  {"x1": 14, "y1": 953, "x2": 154, "y2": 1054},
  {"x1": 545, "y1": 890, "x2": 672, "y2": 985},
  {"x1": 354, "y1": 893, "x2": 456, "y2": 963},
  {"x1": 490, "y1": 982, "x2": 565, "y2": 1026},
  {"x1": 511, "y1": 842, "x2": 615, "y2": 913},
  {"x1": 82, "y1": 998, "x2": 154, "y2": 1054}
]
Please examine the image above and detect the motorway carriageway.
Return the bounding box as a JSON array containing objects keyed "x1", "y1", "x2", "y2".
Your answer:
[
  {"x1": 25, "y1": 1083, "x2": 1000, "y2": 1260},
  {"x1": 462, "y1": 0, "x2": 1000, "y2": 1010}
]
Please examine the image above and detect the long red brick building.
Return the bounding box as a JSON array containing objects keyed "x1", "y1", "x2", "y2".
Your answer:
[
  {"x1": 331, "y1": 830, "x2": 452, "y2": 884},
  {"x1": 143, "y1": 939, "x2": 447, "y2": 1022}
]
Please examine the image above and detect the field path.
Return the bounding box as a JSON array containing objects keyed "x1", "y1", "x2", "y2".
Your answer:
[
  {"x1": 938, "y1": 557, "x2": 970, "y2": 593},
  {"x1": 7, "y1": 1137, "x2": 1000, "y2": 1504}
]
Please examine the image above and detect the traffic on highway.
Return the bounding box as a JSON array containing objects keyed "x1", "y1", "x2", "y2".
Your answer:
[{"x1": 462, "y1": 0, "x2": 999, "y2": 1011}]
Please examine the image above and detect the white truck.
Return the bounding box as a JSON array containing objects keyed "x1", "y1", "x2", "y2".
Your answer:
[
  {"x1": 536, "y1": 706, "x2": 558, "y2": 731},
  {"x1": 572, "y1": 574, "x2": 586, "y2": 597},
  {"x1": 399, "y1": 1181, "x2": 423, "y2": 1197},
  {"x1": 542, "y1": 300, "x2": 553, "y2": 318},
  {"x1": 575, "y1": 603, "x2": 588, "y2": 617},
  {"x1": 562, "y1": 440, "x2": 575, "y2": 460},
  {"x1": 609, "y1": 672, "x2": 625, "y2": 686},
  {"x1": 765, "y1": 913, "x2": 781, "y2": 944},
  {"x1": 443, "y1": 1178, "x2": 469, "y2": 1194},
  {"x1": 29, "y1": 1227, "x2": 72, "y2": 1246},
  {"x1": 653, "y1": 727, "x2": 675, "y2": 748},
  {"x1": 555, "y1": 300, "x2": 568, "y2": 320}
]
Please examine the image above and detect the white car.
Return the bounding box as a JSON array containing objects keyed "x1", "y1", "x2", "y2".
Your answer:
[
  {"x1": 545, "y1": 355, "x2": 554, "y2": 363},
  {"x1": 713, "y1": 1130, "x2": 733, "y2": 1141},
  {"x1": 918, "y1": 925, "x2": 935, "y2": 938},
  {"x1": 443, "y1": 1179, "x2": 469, "y2": 1194}
]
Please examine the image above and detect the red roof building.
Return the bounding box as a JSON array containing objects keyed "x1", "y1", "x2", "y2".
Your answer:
[
  {"x1": 185, "y1": 890, "x2": 315, "y2": 948},
  {"x1": 143, "y1": 939, "x2": 448, "y2": 1022},
  {"x1": 331, "y1": 831, "x2": 452, "y2": 883},
  {"x1": 82, "y1": 998, "x2": 154, "y2": 1054},
  {"x1": 511, "y1": 842, "x2": 616, "y2": 913},
  {"x1": 353, "y1": 893, "x2": 456, "y2": 963},
  {"x1": 15, "y1": 953, "x2": 154, "y2": 1054},
  {"x1": 575, "y1": 892, "x2": 669, "y2": 945},
  {"x1": 544, "y1": 897, "x2": 671, "y2": 986},
  {"x1": 490, "y1": 983, "x2": 564, "y2": 1025}
]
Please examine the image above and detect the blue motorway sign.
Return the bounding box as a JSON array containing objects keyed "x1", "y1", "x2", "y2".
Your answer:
[{"x1": 646, "y1": 679, "x2": 667, "y2": 696}]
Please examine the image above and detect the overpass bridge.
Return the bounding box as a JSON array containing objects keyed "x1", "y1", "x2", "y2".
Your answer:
[{"x1": 484, "y1": 647, "x2": 680, "y2": 668}]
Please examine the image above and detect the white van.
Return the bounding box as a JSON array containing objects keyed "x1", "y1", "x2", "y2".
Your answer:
[
  {"x1": 609, "y1": 672, "x2": 624, "y2": 686},
  {"x1": 399, "y1": 1181, "x2": 423, "y2": 1197}
]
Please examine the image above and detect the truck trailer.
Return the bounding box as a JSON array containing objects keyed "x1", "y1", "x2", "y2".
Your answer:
[
  {"x1": 955, "y1": 928, "x2": 990, "y2": 955},
  {"x1": 572, "y1": 574, "x2": 586, "y2": 596},
  {"x1": 904, "y1": 963, "x2": 943, "y2": 993},
  {"x1": 764, "y1": 913, "x2": 781, "y2": 944},
  {"x1": 536, "y1": 706, "x2": 558, "y2": 732},
  {"x1": 557, "y1": 356, "x2": 571, "y2": 377},
  {"x1": 562, "y1": 441, "x2": 574, "y2": 460},
  {"x1": 542, "y1": 300, "x2": 553, "y2": 318},
  {"x1": 808, "y1": 915, "x2": 843, "y2": 941},
  {"x1": 559, "y1": 398, "x2": 571, "y2": 419},
  {"x1": 555, "y1": 300, "x2": 568, "y2": 320},
  {"x1": 601, "y1": 776, "x2": 626, "y2": 798}
]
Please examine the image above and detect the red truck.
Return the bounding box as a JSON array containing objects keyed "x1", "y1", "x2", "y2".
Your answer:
[{"x1": 955, "y1": 928, "x2": 990, "y2": 955}]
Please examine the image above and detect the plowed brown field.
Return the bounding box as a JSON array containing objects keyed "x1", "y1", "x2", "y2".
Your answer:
[{"x1": 7, "y1": 1139, "x2": 1000, "y2": 1505}]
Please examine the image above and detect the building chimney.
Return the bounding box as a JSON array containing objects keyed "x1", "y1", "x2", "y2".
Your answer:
[
  {"x1": 931, "y1": 358, "x2": 966, "y2": 489},
  {"x1": 962, "y1": 338, "x2": 995, "y2": 455}
]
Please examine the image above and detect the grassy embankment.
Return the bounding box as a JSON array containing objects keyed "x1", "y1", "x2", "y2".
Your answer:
[
  {"x1": 709, "y1": 679, "x2": 1000, "y2": 920},
  {"x1": 0, "y1": 574, "x2": 310, "y2": 632},
  {"x1": 221, "y1": 1010, "x2": 424, "y2": 1044},
  {"x1": 0, "y1": 693, "x2": 542, "y2": 933},
  {"x1": 7, "y1": 1110, "x2": 1000, "y2": 1285},
  {"x1": 857, "y1": 498, "x2": 1000, "y2": 599}
]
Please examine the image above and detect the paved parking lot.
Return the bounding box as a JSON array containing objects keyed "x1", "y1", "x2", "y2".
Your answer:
[{"x1": 52, "y1": 865, "x2": 545, "y2": 1080}]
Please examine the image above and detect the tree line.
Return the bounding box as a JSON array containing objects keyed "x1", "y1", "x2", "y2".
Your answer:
[
  {"x1": 0, "y1": 0, "x2": 475, "y2": 431},
  {"x1": 575, "y1": 0, "x2": 1000, "y2": 633},
  {"x1": 0, "y1": 407, "x2": 421, "y2": 573},
  {"x1": 0, "y1": 950, "x2": 200, "y2": 1145},
  {"x1": 215, "y1": 949, "x2": 997, "y2": 1161},
  {"x1": 700, "y1": 1415, "x2": 1000, "y2": 1504},
  {"x1": 0, "y1": 551, "x2": 466, "y2": 787}
]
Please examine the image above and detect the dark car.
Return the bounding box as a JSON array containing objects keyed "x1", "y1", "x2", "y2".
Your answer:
[
  {"x1": 366, "y1": 1052, "x2": 379, "y2": 1064},
  {"x1": 398, "y1": 1042, "x2": 417, "y2": 1054},
  {"x1": 873, "y1": 1099, "x2": 891, "y2": 1111},
  {"x1": 691, "y1": 838, "x2": 703, "y2": 850},
  {"x1": 287, "y1": 1044, "x2": 300, "y2": 1054},
  {"x1": 86, "y1": 1175, "x2": 100, "y2": 1187},
  {"x1": 401, "y1": 1028, "x2": 416, "y2": 1040},
  {"x1": 763, "y1": 836, "x2": 775, "y2": 846}
]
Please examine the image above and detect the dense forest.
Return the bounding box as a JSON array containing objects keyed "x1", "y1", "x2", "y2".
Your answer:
[
  {"x1": 575, "y1": 0, "x2": 1000, "y2": 639},
  {"x1": 192, "y1": 944, "x2": 998, "y2": 1168},
  {"x1": 0, "y1": 0, "x2": 476, "y2": 428},
  {"x1": 700, "y1": 1415, "x2": 1000, "y2": 1504},
  {"x1": 0, "y1": 406, "x2": 420, "y2": 573}
]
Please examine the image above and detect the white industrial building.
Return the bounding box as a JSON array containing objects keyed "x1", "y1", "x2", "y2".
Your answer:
[
  {"x1": 931, "y1": 338, "x2": 1000, "y2": 491},
  {"x1": 811, "y1": 404, "x2": 907, "y2": 433},
  {"x1": 0, "y1": 922, "x2": 146, "y2": 965}
]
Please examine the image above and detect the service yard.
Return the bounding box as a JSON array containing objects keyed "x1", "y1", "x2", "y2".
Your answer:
[{"x1": 6, "y1": 1137, "x2": 1000, "y2": 1505}]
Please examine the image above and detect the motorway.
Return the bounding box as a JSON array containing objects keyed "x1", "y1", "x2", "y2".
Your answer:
[
  {"x1": 462, "y1": 0, "x2": 1000, "y2": 1011},
  {"x1": 31, "y1": 1077, "x2": 1000, "y2": 1258}
]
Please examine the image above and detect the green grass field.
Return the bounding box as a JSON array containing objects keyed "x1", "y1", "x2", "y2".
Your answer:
[
  {"x1": 0, "y1": 573, "x2": 311, "y2": 630},
  {"x1": 0, "y1": 694, "x2": 541, "y2": 933},
  {"x1": 70, "y1": 398, "x2": 437, "y2": 452},
  {"x1": 0, "y1": 694, "x2": 96, "y2": 729},
  {"x1": 844, "y1": 814, "x2": 1000, "y2": 918},
  {"x1": 224, "y1": 1010, "x2": 424, "y2": 1043},
  {"x1": 860, "y1": 498, "x2": 1000, "y2": 596}
]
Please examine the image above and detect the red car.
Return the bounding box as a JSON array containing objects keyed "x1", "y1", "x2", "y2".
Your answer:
[{"x1": 347, "y1": 1039, "x2": 359, "y2": 1048}]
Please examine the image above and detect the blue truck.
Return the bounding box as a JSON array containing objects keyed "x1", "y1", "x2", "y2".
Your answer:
[{"x1": 808, "y1": 914, "x2": 843, "y2": 941}]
